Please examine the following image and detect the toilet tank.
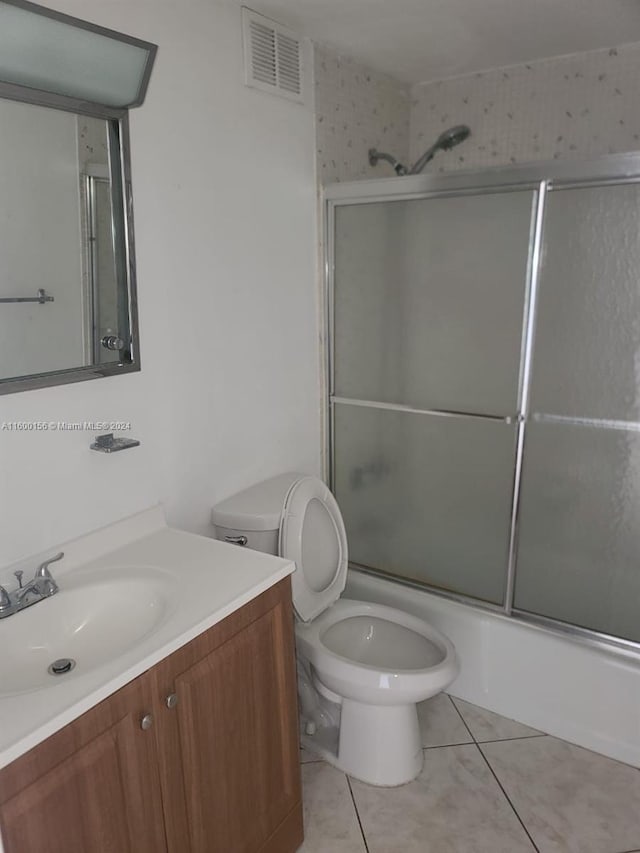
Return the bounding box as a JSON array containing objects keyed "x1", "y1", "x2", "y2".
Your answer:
[{"x1": 211, "y1": 472, "x2": 304, "y2": 555}]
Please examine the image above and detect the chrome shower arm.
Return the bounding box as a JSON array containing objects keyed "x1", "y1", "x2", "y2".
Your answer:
[{"x1": 368, "y1": 148, "x2": 408, "y2": 176}]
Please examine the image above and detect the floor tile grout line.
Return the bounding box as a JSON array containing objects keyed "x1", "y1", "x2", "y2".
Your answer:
[
  {"x1": 447, "y1": 695, "x2": 640, "y2": 771},
  {"x1": 476, "y1": 742, "x2": 541, "y2": 853},
  {"x1": 447, "y1": 695, "x2": 546, "y2": 743},
  {"x1": 476, "y1": 733, "x2": 548, "y2": 745},
  {"x1": 423, "y1": 732, "x2": 547, "y2": 751},
  {"x1": 448, "y1": 701, "x2": 640, "y2": 851},
  {"x1": 447, "y1": 693, "x2": 478, "y2": 743},
  {"x1": 346, "y1": 774, "x2": 371, "y2": 853},
  {"x1": 447, "y1": 699, "x2": 540, "y2": 853}
]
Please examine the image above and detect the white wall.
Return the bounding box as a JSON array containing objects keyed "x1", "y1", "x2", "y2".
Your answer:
[{"x1": 0, "y1": 0, "x2": 320, "y2": 567}]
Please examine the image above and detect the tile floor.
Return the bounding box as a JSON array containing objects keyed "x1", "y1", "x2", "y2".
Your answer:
[{"x1": 298, "y1": 694, "x2": 640, "y2": 853}]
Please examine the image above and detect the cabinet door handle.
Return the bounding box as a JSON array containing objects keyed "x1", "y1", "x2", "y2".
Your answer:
[
  {"x1": 140, "y1": 713, "x2": 154, "y2": 731},
  {"x1": 166, "y1": 693, "x2": 178, "y2": 709}
]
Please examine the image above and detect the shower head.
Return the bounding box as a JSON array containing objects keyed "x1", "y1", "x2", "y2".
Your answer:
[
  {"x1": 436, "y1": 124, "x2": 471, "y2": 150},
  {"x1": 408, "y1": 124, "x2": 471, "y2": 174},
  {"x1": 367, "y1": 126, "x2": 471, "y2": 177}
]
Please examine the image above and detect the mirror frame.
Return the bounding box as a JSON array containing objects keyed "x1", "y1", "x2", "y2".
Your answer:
[{"x1": 0, "y1": 85, "x2": 141, "y2": 395}]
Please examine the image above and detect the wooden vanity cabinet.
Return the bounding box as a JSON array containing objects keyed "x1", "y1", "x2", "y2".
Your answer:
[
  {"x1": 152, "y1": 576, "x2": 303, "y2": 853},
  {"x1": 0, "y1": 578, "x2": 303, "y2": 853},
  {"x1": 0, "y1": 675, "x2": 166, "y2": 853}
]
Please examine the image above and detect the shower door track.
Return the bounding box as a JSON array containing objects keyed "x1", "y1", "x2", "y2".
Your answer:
[{"x1": 323, "y1": 152, "x2": 640, "y2": 660}]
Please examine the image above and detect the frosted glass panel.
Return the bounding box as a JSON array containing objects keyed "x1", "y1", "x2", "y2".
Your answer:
[
  {"x1": 333, "y1": 404, "x2": 516, "y2": 604},
  {"x1": 515, "y1": 422, "x2": 640, "y2": 642},
  {"x1": 0, "y1": 4, "x2": 153, "y2": 107},
  {"x1": 530, "y1": 184, "x2": 640, "y2": 421},
  {"x1": 334, "y1": 191, "x2": 534, "y2": 416}
]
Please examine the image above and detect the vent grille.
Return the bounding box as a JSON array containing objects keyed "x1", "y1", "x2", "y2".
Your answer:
[
  {"x1": 242, "y1": 8, "x2": 304, "y2": 103},
  {"x1": 249, "y1": 19, "x2": 277, "y2": 87},
  {"x1": 276, "y1": 33, "x2": 301, "y2": 95}
]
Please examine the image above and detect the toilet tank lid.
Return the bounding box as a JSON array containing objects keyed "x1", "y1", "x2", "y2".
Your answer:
[{"x1": 211, "y1": 472, "x2": 307, "y2": 532}]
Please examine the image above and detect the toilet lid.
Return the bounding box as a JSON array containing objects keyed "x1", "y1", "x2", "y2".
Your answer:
[{"x1": 279, "y1": 476, "x2": 348, "y2": 622}]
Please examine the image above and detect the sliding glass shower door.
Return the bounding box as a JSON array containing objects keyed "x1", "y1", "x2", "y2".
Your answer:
[
  {"x1": 331, "y1": 189, "x2": 536, "y2": 605},
  {"x1": 328, "y1": 159, "x2": 640, "y2": 649},
  {"x1": 514, "y1": 183, "x2": 640, "y2": 643}
]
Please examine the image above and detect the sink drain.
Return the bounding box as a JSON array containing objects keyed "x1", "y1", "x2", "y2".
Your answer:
[{"x1": 48, "y1": 658, "x2": 76, "y2": 676}]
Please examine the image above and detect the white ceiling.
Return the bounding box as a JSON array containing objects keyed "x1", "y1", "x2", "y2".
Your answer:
[{"x1": 251, "y1": 0, "x2": 640, "y2": 84}]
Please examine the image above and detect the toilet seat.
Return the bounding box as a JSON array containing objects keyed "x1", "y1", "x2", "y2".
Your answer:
[{"x1": 279, "y1": 476, "x2": 348, "y2": 622}]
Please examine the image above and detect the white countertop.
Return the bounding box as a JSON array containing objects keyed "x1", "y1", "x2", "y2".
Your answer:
[{"x1": 0, "y1": 506, "x2": 294, "y2": 770}]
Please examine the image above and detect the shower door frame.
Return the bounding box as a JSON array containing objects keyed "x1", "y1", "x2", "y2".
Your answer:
[{"x1": 323, "y1": 152, "x2": 640, "y2": 658}]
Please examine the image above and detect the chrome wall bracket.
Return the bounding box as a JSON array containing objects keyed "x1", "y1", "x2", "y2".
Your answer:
[
  {"x1": 90, "y1": 433, "x2": 140, "y2": 453},
  {"x1": 0, "y1": 288, "x2": 54, "y2": 304}
]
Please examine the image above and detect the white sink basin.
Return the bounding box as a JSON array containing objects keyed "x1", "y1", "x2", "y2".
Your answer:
[{"x1": 0, "y1": 566, "x2": 178, "y2": 696}]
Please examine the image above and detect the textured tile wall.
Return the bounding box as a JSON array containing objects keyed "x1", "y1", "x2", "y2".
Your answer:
[
  {"x1": 314, "y1": 43, "x2": 410, "y2": 184},
  {"x1": 409, "y1": 42, "x2": 640, "y2": 174}
]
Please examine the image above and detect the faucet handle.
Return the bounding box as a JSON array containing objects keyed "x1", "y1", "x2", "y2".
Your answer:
[{"x1": 35, "y1": 551, "x2": 64, "y2": 579}]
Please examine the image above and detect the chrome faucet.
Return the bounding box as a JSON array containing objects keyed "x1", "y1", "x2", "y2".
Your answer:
[{"x1": 0, "y1": 552, "x2": 62, "y2": 618}]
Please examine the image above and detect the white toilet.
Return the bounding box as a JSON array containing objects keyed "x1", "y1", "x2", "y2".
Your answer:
[{"x1": 212, "y1": 473, "x2": 459, "y2": 787}]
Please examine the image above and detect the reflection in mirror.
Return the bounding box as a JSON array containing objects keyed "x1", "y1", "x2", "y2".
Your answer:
[
  {"x1": 82, "y1": 149, "x2": 120, "y2": 367},
  {"x1": 0, "y1": 97, "x2": 137, "y2": 389}
]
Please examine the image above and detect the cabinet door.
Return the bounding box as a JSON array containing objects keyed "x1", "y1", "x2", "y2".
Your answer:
[
  {"x1": 0, "y1": 677, "x2": 167, "y2": 853},
  {"x1": 155, "y1": 579, "x2": 302, "y2": 853}
]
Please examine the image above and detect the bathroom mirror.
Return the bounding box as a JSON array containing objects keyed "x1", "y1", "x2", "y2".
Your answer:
[{"x1": 0, "y1": 96, "x2": 140, "y2": 393}]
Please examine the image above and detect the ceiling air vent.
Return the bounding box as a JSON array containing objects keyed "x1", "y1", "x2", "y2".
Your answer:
[{"x1": 242, "y1": 8, "x2": 304, "y2": 104}]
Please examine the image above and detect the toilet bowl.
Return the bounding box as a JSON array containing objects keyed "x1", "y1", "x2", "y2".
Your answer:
[{"x1": 212, "y1": 473, "x2": 459, "y2": 786}]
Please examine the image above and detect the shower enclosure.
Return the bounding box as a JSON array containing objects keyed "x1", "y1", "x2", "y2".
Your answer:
[{"x1": 325, "y1": 154, "x2": 640, "y2": 654}]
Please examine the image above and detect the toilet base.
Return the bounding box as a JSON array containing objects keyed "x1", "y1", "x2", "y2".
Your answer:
[{"x1": 303, "y1": 698, "x2": 424, "y2": 787}]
